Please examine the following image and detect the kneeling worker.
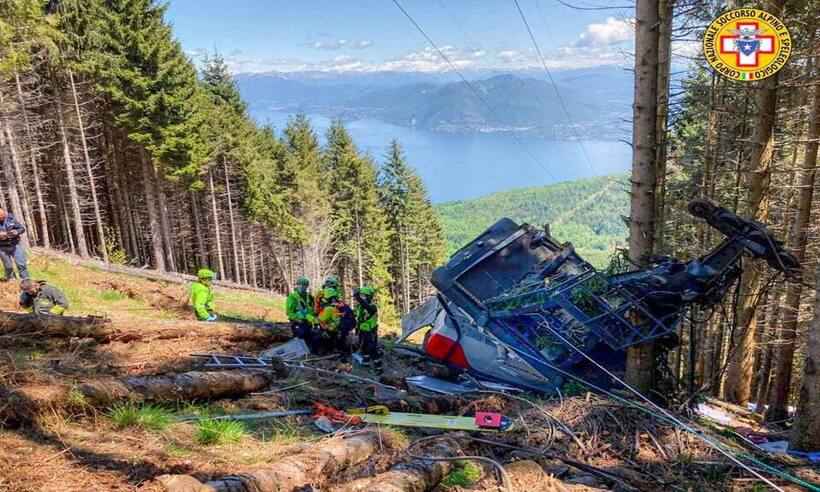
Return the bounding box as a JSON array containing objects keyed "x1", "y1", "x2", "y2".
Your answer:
[
  {"x1": 354, "y1": 286, "x2": 380, "y2": 368},
  {"x1": 286, "y1": 276, "x2": 316, "y2": 349},
  {"x1": 317, "y1": 286, "x2": 352, "y2": 355},
  {"x1": 190, "y1": 268, "x2": 217, "y2": 321},
  {"x1": 20, "y1": 279, "x2": 69, "y2": 315}
]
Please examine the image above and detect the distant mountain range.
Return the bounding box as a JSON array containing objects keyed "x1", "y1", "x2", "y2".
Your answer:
[{"x1": 235, "y1": 68, "x2": 633, "y2": 139}]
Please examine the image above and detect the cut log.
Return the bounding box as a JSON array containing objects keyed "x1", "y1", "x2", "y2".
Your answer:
[
  {"x1": 0, "y1": 311, "x2": 112, "y2": 340},
  {"x1": 111, "y1": 322, "x2": 292, "y2": 345},
  {"x1": 157, "y1": 433, "x2": 380, "y2": 492},
  {"x1": 333, "y1": 440, "x2": 458, "y2": 492},
  {"x1": 78, "y1": 369, "x2": 283, "y2": 406},
  {"x1": 505, "y1": 460, "x2": 608, "y2": 492}
]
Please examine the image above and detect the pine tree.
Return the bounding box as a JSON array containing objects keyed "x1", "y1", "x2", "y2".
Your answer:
[{"x1": 379, "y1": 140, "x2": 446, "y2": 314}]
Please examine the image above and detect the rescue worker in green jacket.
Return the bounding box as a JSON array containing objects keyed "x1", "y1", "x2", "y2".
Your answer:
[
  {"x1": 313, "y1": 274, "x2": 341, "y2": 314},
  {"x1": 190, "y1": 268, "x2": 217, "y2": 321},
  {"x1": 19, "y1": 279, "x2": 69, "y2": 316},
  {"x1": 353, "y1": 286, "x2": 380, "y2": 368},
  {"x1": 286, "y1": 276, "x2": 316, "y2": 350}
]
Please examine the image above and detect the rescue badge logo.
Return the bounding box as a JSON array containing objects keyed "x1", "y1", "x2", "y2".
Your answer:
[{"x1": 702, "y1": 8, "x2": 791, "y2": 82}]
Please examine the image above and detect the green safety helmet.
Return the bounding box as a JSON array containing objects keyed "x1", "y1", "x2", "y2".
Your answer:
[
  {"x1": 296, "y1": 276, "x2": 310, "y2": 287},
  {"x1": 323, "y1": 275, "x2": 340, "y2": 288},
  {"x1": 197, "y1": 268, "x2": 216, "y2": 280},
  {"x1": 357, "y1": 286, "x2": 376, "y2": 298},
  {"x1": 323, "y1": 287, "x2": 340, "y2": 301}
]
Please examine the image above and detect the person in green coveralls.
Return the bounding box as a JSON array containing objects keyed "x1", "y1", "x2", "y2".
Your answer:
[
  {"x1": 190, "y1": 268, "x2": 217, "y2": 321},
  {"x1": 286, "y1": 276, "x2": 316, "y2": 350}
]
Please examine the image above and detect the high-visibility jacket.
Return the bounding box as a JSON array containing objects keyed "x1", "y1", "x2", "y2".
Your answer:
[
  {"x1": 286, "y1": 290, "x2": 315, "y2": 323},
  {"x1": 355, "y1": 300, "x2": 378, "y2": 332},
  {"x1": 20, "y1": 283, "x2": 69, "y2": 315},
  {"x1": 190, "y1": 280, "x2": 214, "y2": 320}
]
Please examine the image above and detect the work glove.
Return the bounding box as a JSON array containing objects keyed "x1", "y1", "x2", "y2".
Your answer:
[{"x1": 206, "y1": 314, "x2": 218, "y2": 322}]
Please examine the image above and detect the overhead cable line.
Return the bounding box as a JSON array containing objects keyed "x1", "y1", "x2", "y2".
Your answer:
[
  {"x1": 390, "y1": 0, "x2": 560, "y2": 183},
  {"x1": 512, "y1": 0, "x2": 595, "y2": 173},
  {"x1": 519, "y1": 0, "x2": 633, "y2": 227},
  {"x1": 553, "y1": 0, "x2": 634, "y2": 10}
]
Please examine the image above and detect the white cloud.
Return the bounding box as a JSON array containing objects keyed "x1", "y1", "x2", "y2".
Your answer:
[
  {"x1": 311, "y1": 39, "x2": 373, "y2": 50},
  {"x1": 574, "y1": 17, "x2": 634, "y2": 47}
]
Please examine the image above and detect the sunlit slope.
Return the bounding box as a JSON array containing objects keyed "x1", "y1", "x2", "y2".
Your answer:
[{"x1": 436, "y1": 174, "x2": 628, "y2": 268}]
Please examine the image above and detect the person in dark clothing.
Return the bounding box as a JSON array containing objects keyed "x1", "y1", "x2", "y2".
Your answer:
[
  {"x1": 0, "y1": 209, "x2": 27, "y2": 281},
  {"x1": 20, "y1": 279, "x2": 69, "y2": 316}
]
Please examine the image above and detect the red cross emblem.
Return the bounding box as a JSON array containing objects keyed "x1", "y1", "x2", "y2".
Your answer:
[{"x1": 719, "y1": 21, "x2": 775, "y2": 68}]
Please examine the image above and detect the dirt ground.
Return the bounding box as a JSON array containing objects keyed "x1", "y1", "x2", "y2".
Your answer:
[{"x1": 0, "y1": 257, "x2": 817, "y2": 492}]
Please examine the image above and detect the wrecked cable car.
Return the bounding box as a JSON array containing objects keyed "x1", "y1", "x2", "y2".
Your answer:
[{"x1": 401, "y1": 200, "x2": 800, "y2": 393}]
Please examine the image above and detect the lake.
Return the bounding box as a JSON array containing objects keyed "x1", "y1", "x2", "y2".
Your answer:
[{"x1": 252, "y1": 109, "x2": 632, "y2": 203}]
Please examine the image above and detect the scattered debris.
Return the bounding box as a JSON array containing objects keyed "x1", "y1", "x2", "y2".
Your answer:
[
  {"x1": 360, "y1": 410, "x2": 512, "y2": 432},
  {"x1": 175, "y1": 409, "x2": 312, "y2": 423},
  {"x1": 259, "y1": 337, "x2": 310, "y2": 360},
  {"x1": 406, "y1": 374, "x2": 522, "y2": 396}
]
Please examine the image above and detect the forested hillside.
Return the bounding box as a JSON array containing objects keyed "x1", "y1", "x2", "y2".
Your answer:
[
  {"x1": 0, "y1": 0, "x2": 445, "y2": 320},
  {"x1": 437, "y1": 175, "x2": 628, "y2": 267}
]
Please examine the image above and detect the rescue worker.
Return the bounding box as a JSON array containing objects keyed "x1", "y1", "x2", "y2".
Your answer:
[
  {"x1": 354, "y1": 286, "x2": 380, "y2": 368},
  {"x1": 190, "y1": 268, "x2": 217, "y2": 321},
  {"x1": 315, "y1": 286, "x2": 355, "y2": 356},
  {"x1": 0, "y1": 208, "x2": 28, "y2": 281},
  {"x1": 19, "y1": 279, "x2": 69, "y2": 316},
  {"x1": 286, "y1": 276, "x2": 316, "y2": 349},
  {"x1": 314, "y1": 274, "x2": 341, "y2": 314},
  {"x1": 316, "y1": 286, "x2": 342, "y2": 355}
]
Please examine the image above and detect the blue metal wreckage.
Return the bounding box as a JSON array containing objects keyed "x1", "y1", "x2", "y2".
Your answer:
[{"x1": 403, "y1": 199, "x2": 801, "y2": 393}]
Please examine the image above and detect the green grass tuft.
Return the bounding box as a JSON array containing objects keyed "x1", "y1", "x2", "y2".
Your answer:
[
  {"x1": 441, "y1": 461, "x2": 482, "y2": 488},
  {"x1": 109, "y1": 403, "x2": 172, "y2": 431},
  {"x1": 99, "y1": 289, "x2": 127, "y2": 302},
  {"x1": 195, "y1": 419, "x2": 246, "y2": 445}
]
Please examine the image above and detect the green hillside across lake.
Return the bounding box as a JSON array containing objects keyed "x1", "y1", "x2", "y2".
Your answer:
[{"x1": 435, "y1": 175, "x2": 629, "y2": 268}]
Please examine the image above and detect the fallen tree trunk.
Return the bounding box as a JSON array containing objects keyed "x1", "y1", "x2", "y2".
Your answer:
[
  {"x1": 333, "y1": 440, "x2": 458, "y2": 492},
  {"x1": 157, "y1": 433, "x2": 380, "y2": 492},
  {"x1": 0, "y1": 311, "x2": 112, "y2": 340},
  {"x1": 116, "y1": 322, "x2": 292, "y2": 345},
  {"x1": 78, "y1": 369, "x2": 284, "y2": 406}
]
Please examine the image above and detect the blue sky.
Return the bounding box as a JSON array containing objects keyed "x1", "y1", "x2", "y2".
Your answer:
[{"x1": 164, "y1": 0, "x2": 650, "y2": 74}]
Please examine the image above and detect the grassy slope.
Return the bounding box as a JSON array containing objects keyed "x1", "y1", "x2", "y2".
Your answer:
[
  {"x1": 4, "y1": 253, "x2": 286, "y2": 323},
  {"x1": 435, "y1": 174, "x2": 629, "y2": 268}
]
